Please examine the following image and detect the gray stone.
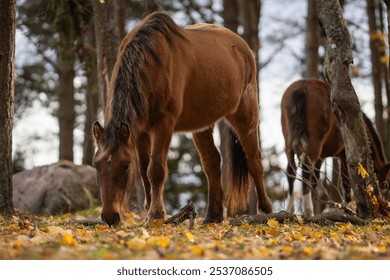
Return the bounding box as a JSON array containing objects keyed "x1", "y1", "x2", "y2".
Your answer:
[{"x1": 13, "y1": 160, "x2": 100, "y2": 215}]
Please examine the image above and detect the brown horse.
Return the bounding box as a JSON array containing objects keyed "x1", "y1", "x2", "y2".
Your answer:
[
  {"x1": 281, "y1": 78, "x2": 390, "y2": 216},
  {"x1": 92, "y1": 12, "x2": 272, "y2": 226}
]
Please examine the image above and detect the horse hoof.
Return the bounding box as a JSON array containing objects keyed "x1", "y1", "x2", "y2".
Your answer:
[
  {"x1": 259, "y1": 199, "x2": 273, "y2": 214},
  {"x1": 145, "y1": 210, "x2": 165, "y2": 224},
  {"x1": 202, "y1": 215, "x2": 223, "y2": 224}
]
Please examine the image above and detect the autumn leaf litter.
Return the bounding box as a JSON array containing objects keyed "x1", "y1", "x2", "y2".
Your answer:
[{"x1": 1, "y1": 209, "x2": 390, "y2": 260}]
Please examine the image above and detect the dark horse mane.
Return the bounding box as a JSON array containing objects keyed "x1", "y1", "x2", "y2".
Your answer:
[
  {"x1": 101, "y1": 12, "x2": 185, "y2": 153},
  {"x1": 362, "y1": 113, "x2": 388, "y2": 163}
]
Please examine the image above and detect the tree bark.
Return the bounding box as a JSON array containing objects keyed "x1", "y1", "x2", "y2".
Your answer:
[
  {"x1": 367, "y1": 0, "x2": 385, "y2": 146},
  {"x1": 237, "y1": 0, "x2": 261, "y2": 215},
  {"x1": 238, "y1": 0, "x2": 261, "y2": 68},
  {"x1": 0, "y1": 0, "x2": 15, "y2": 216},
  {"x1": 305, "y1": 0, "x2": 320, "y2": 78},
  {"x1": 145, "y1": 0, "x2": 158, "y2": 16},
  {"x1": 57, "y1": 50, "x2": 75, "y2": 162},
  {"x1": 115, "y1": 0, "x2": 127, "y2": 39},
  {"x1": 383, "y1": 0, "x2": 390, "y2": 161},
  {"x1": 377, "y1": 1, "x2": 390, "y2": 160},
  {"x1": 223, "y1": 0, "x2": 239, "y2": 32},
  {"x1": 92, "y1": 0, "x2": 120, "y2": 110},
  {"x1": 53, "y1": 0, "x2": 77, "y2": 162},
  {"x1": 82, "y1": 25, "x2": 99, "y2": 165},
  {"x1": 220, "y1": 0, "x2": 240, "y2": 212},
  {"x1": 315, "y1": 0, "x2": 377, "y2": 218}
]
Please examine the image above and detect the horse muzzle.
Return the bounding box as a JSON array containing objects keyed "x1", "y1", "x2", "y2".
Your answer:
[{"x1": 101, "y1": 212, "x2": 121, "y2": 226}]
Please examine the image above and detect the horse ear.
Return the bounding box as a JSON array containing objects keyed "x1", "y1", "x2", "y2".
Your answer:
[
  {"x1": 120, "y1": 122, "x2": 130, "y2": 141},
  {"x1": 93, "y1": 121, "x2": 103, "y2": 144}
]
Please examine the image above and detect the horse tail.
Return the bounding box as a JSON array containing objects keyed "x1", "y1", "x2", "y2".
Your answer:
[
  {"x1": 225, "y1": 125, "x2": 250, "y2": 214},
  {"x1": 288, "y1": 87, "x2": 308, "y2": 161}
]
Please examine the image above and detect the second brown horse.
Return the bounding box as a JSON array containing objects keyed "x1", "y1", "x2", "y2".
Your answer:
[{"x1": 281, "y1": 79, "x2": 390, "y2": 216}]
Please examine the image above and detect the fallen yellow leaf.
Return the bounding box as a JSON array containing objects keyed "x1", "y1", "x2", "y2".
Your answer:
[
  {"x1": 309, "y1": 231, "x2": 324, "y2": 239},
  {"x1": 267, "y1": 218, "x2": 280, "y2": 228},
  {"x1": 303, "y1": 246, "x2": 313, "y2": 255},
  {"x1": 282, "y1": 246, "x2": 293, "y2": 254},
  {"x1": 329, "y1": 231, "x2": 341, "y2": 238},
  {"x1": 268, "y1": 238, "x2": 278, "y2": 246},
  {"x1": 265, "y1": 227, "x2": 281, "y2": 237},
  {"x1": 44, "y1": 225, "x2": 67, "y2": 234},
  {"x1": 357, "y1": 162, "x2": 369, "y2": 179},
  {"x1": 147, "y1": 236, "x2": 170, "y2": 248},
  {"x1": 292, "y1": 231, "x2": 305, "y2": 241},
  {"x1": 296, "y1": 215, "x2": 304, "y2": 225},
  {"x1": 188, "y1": 245, "x2": 204, "y2": 256},
  {"x1": 62, "y1": 233, "x2": 77, "y2": 247},
  {"x1": 185, "y1": 232, "x2": 195, "y2": 243},
  {"x1": 11, "y1": 237, "x2": 25, "y2": 248}
]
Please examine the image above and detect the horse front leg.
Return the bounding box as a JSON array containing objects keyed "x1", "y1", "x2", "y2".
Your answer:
[
  {"x1": 145, "y1": 124, "x2": 173, "y2": 223},
  {"x1": 193, "y1": 127, "x2": 224, "y2": 224},
  {"x1": 136, "y1": 132, "x2": 152, "y2": 211}
]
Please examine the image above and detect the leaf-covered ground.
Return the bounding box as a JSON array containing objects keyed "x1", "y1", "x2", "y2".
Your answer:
[{"x1": 1, "y1": 208, "x2": 390, "y2": 260}]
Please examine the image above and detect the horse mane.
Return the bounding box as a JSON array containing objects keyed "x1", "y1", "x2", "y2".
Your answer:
[
  {"x1": 103, "y1": 12, "x2": 184, "y2": 151},
  {"x1": 362, "y1": 113, "x2": 387, "y2": 163}
]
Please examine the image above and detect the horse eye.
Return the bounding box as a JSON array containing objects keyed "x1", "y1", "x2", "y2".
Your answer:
[{"x1": 124, "y1": 161, "x2": 131, "y2": 170}]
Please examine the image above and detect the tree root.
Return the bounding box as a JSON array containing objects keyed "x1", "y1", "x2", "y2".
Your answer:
[
  {"x1": 229, "y1": 211, "x2": 370, "y2": 226},
  {"x1": 164, "y1": 201, "x2": 197, "y2": 229}
]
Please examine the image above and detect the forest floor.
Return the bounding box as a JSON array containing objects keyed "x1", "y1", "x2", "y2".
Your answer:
[{"x1": 1, "y1": 208, "x2": 390, "y2": 260}]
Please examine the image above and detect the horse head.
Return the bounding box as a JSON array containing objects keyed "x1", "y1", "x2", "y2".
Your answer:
[{"x1": 92, "y1": 121, "x2": 137, "y2": 226}]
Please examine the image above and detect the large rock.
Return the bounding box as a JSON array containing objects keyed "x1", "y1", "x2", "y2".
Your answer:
[{"x1": 13, "y1": 160, "x2": 100, "y2": 215}]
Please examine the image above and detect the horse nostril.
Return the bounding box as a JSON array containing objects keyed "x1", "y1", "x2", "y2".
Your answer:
[{"x1": 101, "y1": 212, "x2": 121, "y2": 226}]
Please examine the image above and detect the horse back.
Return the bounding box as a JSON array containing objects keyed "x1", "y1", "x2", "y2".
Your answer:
[{"x1": 148, "y1": 22, "x2": 256, "y2": 132}]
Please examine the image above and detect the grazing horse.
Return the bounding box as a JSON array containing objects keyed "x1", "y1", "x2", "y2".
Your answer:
[
  {"x1": 281, "y1": 78, "x2": 390, "y2": 216},
  {"x1": 92, "y1": 12, "x2": 272, "y2": 226}
]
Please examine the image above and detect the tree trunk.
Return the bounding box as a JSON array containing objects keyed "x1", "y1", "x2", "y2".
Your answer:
[
  {"x1": 57, "y1": 50, "x2": 75, "y2": 162},
  {"x1": 53, "y1": 0, "x2": 77, "y2": 162},
  {"x1": 315, "y1": 0, "x2": 377, "y2": 218},
  {"x1": 377, "y1": 1, "x2": 390, "y2": 160},
  {"x1": 92, "y1": 0, "x2": 120, "y2": 110},
  {"x1": 0, "y1": 0, "x2": 15, "y2": 216},
  {"x1": 223, "y1": 0, "x2": 239, "y2": 32},
  {"x1": 115, "y1": 0, "x2": 127, "y2": 39},
  {"x1": 220, "y1": 0, "x2": 240, "y2": 209},
  {"x1": 238, "y1": 0, "x2": 261, "y2": 215},
  {"x1": 145, "y1": 0, "x2": 158, "y2": 16},
  {"x1": 384, "y1": 0, "x2": 390, "y2": 160},
  {"x1": 82, "y1": 26, "x2": 99, "y2": 165},
  {"x1": 367, "y1": 0, "x2": 385, "y2": 146},
  {"x1": 305, "y1": 0, "x2": 320, "y2": 78},
  {"x1": 238, "y1": 0, "x2": 261, "y2": 68}
]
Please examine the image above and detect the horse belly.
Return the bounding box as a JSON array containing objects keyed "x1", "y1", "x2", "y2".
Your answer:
[
  {"x1": 174, "y1": 88, "x2": 240, "y2": 132},
  {"x1": 174, "y1": 100, "x2": 235, "y2": 132}
]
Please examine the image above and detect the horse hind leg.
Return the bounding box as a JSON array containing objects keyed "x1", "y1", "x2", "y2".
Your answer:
[
  {"x1": 286, "y1": 154, "x2": 296, "y2": 213},
  {"x1": 226, "y1": 114, "x2": 272, "y2": 214},
  {"x1": 301, "y1": 157, "x2": 314, "y2": 217},
  {"x1": 193, "y1": 127, "x2": 224, "y2": 224}
]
